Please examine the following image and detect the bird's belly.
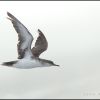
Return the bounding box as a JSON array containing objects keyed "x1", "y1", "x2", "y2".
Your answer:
[{"x1": 13, "y1": 59, "x2": 42, "y2": 69}]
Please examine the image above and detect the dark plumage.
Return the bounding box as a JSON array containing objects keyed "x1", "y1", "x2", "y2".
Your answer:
[
  {"x1": 7, "y1": 12, "x2": 33, "y2": 59},
  {"x1": 2, "y1": 61, "x2": 17, "y2": 66},
  {"x1": 32, "y1": 29, "x2": 48, "y2": 57}
]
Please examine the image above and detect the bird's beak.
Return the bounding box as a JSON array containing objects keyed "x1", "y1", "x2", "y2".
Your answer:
[{"x1": 54, "y1": 64, "x2": 60, "y2": 67}]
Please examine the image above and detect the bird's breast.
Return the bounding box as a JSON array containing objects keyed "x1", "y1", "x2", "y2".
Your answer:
[{"x1": 13, "y1": 59, "x2": 42, "y2": 69}]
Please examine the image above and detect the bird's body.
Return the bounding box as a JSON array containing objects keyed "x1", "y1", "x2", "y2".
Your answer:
[
  {"x1": 2, "y1": 12, "x2": 59, "y2": 69},
  {"x1": 12, "y1": 58, "x2": 51, "y2": 69}
]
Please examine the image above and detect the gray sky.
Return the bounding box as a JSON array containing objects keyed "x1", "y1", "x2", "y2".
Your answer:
[{"x1": 0, "y1": 1, "x2": 100, "y2": 99}]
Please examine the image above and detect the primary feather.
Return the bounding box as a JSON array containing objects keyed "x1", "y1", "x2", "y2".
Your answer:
[
  {"x1": 7, "y1": 12, "x2": 34, "y2": 59},
  {"x1": 32, "y1": 29, "x2": 48, "y2": 57}
]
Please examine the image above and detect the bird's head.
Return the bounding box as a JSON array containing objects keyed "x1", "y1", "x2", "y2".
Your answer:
[{"x1": 47, "y1": 60, "x2": 59, "y2": 67}]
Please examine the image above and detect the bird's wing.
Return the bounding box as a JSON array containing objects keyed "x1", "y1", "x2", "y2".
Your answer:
[
  {"x1": 7, "y1": 12, "x2": 34, "y2": 59},
  {"x1": 32, "y1": 29, "x2": 48, "y2": 57}
]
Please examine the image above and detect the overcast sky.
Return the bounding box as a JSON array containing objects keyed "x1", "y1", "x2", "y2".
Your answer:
[{"x1": 0, "y1": 1, "x2": 100, "y2": 99}]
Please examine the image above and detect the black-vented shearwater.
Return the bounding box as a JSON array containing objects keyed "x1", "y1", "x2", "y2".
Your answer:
[{"x1": 2, "y1": 12, "x2": 59, "y2": 69}]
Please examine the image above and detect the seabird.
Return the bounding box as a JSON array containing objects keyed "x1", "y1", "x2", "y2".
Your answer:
[{"x1": 2, "y1": 12, "x2": 59, "y2": 69}]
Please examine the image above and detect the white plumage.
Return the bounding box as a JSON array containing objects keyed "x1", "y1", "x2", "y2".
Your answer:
[{"x1": 13, "y1": 59, "x2": 51, "y2": 69}]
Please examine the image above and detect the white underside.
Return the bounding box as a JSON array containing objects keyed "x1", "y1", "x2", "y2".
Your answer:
[{"x1": 13, "y1": 58, "x2": 51, "y2": 69}]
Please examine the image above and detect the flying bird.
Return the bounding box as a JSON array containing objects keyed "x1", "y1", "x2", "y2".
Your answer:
[{"x1": 2, "y1": 12, "x2": 59, "y2": 69}]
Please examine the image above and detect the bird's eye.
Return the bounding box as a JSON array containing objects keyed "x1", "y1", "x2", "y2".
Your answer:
[{"x1": 51, "y1": 61, "x2": 54, "y2": 64}]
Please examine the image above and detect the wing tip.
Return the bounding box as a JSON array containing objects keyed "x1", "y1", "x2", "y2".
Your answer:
[
  {"x1": 6, "y1": 12, "x2": 13, "y2": 21},
  {"x1": 38, "y1": 29, "x2": 41, "y2": 33},
  {"x1": 7, "y1": 11, "x2": 11, "y2": 16},
  {"x1": 38, "y1": 29, "x2": 44, "y2": 36},
  {"x1": 7, "y1": 12, "x2": 15, "y2": 19}
]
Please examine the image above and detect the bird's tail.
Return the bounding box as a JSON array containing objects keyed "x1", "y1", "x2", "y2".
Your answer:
[{"x1": 2, "y1": 61, "x2": 17, "y2": 66}]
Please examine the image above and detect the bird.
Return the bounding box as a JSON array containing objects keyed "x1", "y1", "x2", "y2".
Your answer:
[{"x1": 2, "y1": 12, "x2": 59, "y2": 69}]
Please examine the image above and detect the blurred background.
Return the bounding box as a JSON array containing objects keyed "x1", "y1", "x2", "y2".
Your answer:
[{"x1": 0, "y1": 1, "x2": 100, "y2": 99}]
